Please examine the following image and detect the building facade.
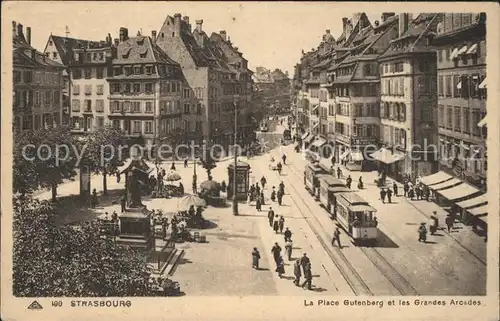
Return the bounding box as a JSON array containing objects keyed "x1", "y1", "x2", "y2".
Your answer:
[
  {"x1": 107, "y1": 28, "x2": 190, "y2": 148},
  {"x1": 432, "y1": 13, "x2": 487, "y2": 189},
  {"x1": 13, "y1": 22, "x2": 65, "y2": 132},
  {"x1": 377, "y1": 13, "x2": 441, "y2": 181}
]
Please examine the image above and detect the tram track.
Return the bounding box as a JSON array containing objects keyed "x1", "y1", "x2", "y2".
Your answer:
[{"x1": 280, "y1": 157, "x2": 419, "y2": 296}]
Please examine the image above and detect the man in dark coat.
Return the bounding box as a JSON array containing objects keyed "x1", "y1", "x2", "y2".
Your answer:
[
  {"x1": 284, "y1": 227, "x2": 292, "y2": 242},
  {"x1": 299, "y1": 253, "x2": 310, "y2": 272},
  {"x1": 271, "y1": 242, "x2": 282, "y2": 264},
  {"x1": 273, "y1": 215, "x2": 280, "y2": 234},
  {"x1": 256, "y1": 197, "x2": 262, "y2": 211},
  {"x1": 301, "y1": 262, "x2": 313, "y2": 290},
  {"x1": 393, "y1": 182, "x2": 398, "y2": 196},
  {"x1": 346, "y1": 175, "x2": 352, "y2": 189},
  {"x1": 403, "y1": 181, "x2": 409, "y2": 197},
  {"x1": 279, "y1": 182, "x2": 285, "y2": 195},
  {"x1": 252, "y1": 248, "x2": 260, "y2": 269},
  {"x1": 386, "y1": 188, "x2": 393, "y2": 203},
  {"x1": 268, "y1": 208, "x2": 275, "y2": 227},
  {"x1": 380, "y1": 188, "x2": 387, "y2": 203},
  {"x1": 337, "y1": 167, "x2": 342, "y2": 179},
  {"x1": 277, "y1": 191, "x2": 283, "y2": 206},
  {"x1": 260, "y1": 176, "x2": 267, "y2": 190},
  {"x1": 331, "y1": 227, "x2": 342, "y2": 248},
  {"x1": 293, "y1": 259, "x2": 302, "y2": 286}
]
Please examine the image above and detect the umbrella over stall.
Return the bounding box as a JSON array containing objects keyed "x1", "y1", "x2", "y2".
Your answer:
[
  {"x1": 178, "y1": 194, "x2": 206, "y2": 210},
  {"x1": 165, "y1": 170, "x2": 182, "y2": 182}
]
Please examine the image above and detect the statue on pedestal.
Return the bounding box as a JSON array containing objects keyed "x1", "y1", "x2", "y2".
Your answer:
[{"x1": 127, "y1": 170, "x2": 143, "y2": 208}]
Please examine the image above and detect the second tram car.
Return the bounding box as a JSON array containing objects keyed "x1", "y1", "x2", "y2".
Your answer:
[
  {"x1": 304, "y1": 163, "x2": 328, "y2": 195},
  {"x1": 335, "y1": 192, "x2": 378, "y2": 244},
  {"x1": 318, "y1": 175, "x2": 351, "y2": 217}
]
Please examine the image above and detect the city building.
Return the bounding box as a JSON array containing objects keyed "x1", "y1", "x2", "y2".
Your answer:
[
  {"x1": 156, "y1": 14, "x2": 253, "y2": 149},
  {"x1": 331, "y1": 13, "x2": 398, "y2": 169},
  {"x1": 107, "y1": 27, "x2": 190, "y2": 148},
  {"x1": 432, "y1": 13, "x2": 487, "y2": 189},
  {"x1": 377, "y1": 13, "x2": 441, "y2": 181},
  {"x1": 253, "y1": 67, "x2": 291, "y2": 115},
  {"x1": 13, "y1": 21, "x2": 65, "y2": 132}
]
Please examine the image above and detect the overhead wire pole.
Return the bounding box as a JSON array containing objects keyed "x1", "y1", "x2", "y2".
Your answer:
[{"x1": 232, "y1": 98, "x2": 239, "y2": 215}]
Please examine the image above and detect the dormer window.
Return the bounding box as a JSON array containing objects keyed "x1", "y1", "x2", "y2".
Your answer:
[
  {"x1": 124, "y1": 66, "x2": 132, "y2": 76},
  {"x1": 99, "y1": 52, "x2": 104, "y2": 60},
  {"x1": 140, "y1": 48, "x2": 148, "y2": 58},
  {"x1": 113, "y1": 66, "x2": 122, "y2": 76},
  {"x1": 122, "y1": 48, "x2": 132, "y2": 58},
  {"x1": 134, "y1": 66, "x2": 142, "y2": 75}
]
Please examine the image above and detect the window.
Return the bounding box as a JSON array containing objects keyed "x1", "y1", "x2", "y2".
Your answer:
[
  {"x1": 197, "y1": 103, "x2": 202, "y2": 114},
  {"x1": 452, "y1": 106, "x2": 461, "y2": 132},
  {"x1": 112, "y1": 120, "x2": 120, "y2": 129},
  {"x1": 123, "y1": 101, "x2": 131, "y2": 112},
  {"x1": 72, "y1": 99, "x2": 80, "y2": 112},
  {"x1": 145, "y1": 83, "x2": 153, "y2": 93},
  {"x1": 470, "y1": 74, "x2": 480, "y2": 99},
  {"x1": 133, "y1": 120, "x2": 142, "y2": 133},
  {"x1": 446, "y1": 106, "x2": 453, "y2": 129},
  {"x1": 445, "y1": 76, "x2": 452, "y2": 97},
  {"x1": 145, "y1": 66, "x2": 154, "y2": 75},
  {"x1": 95, "y1": 100, "x2": 104, "y2": 112},
  {"x1": 184, "y1": 103, "x2": 190, "y2": 114},
  {"x1": 113, "y1": 66, "x2": 122, "y2": 76},
  {"x1": 183, "y1": 88, "x2": 190, "y2": 98},
  {"x1": 145, "y1": 102, "x2": 153, "y2": 113},
  {"x1": 471, "y1": 109, "x2": 481, "y2": 137},
  {"x1": 84, "y1": 100, "x2": 92, "y2": 112},
  {"x1": 96, "y1": 85, "x2": 104, "y2": 95},
  {"x1": 462, "y1": 107, "x2": 470, "y2": 134},
  {"x1": 96, "y1": 68, "x2": 104, "y2": 79},
  {"x1": 438, "y1": 105, "x2": 444, "y2": 128},
  {"x1": 176, "y1": 83, "x2": 181, "y2": 93},
  {"x1": 445, "y1": 48, "x2": 450, "y2": 61},
  {"x1": 112, "y1": 101, "x2": 120, "y2": 113},
  {"x1": 133, "y1": 83, "x2": 141, "y2": 93},
  {"x1": 34, "y1": 91, "x2": 40, "y2": 107},
  {"x1": 132, "y1": 101, "x2": 141, "y2": 113},
  {"x1": 125, "y1": 83, "x2": 131, "y2": 93},
  {"x1": 53, "y1": 91, "x2": 60, "y2": 105},
  {"x1": 84, "y1": 84, "x2": 92, "y2": 95},
  {"x1": 110, "y1": 83, "x2": 120, "y2": 94},
  {"x1": 134, "y1": 66, "x2": 142, "y2": 75},
  {"x1": 145, "y1": 121, "x2": 153, "y2": 133},
  {"x1": 460, "y1": 75, "x2": 470, "y2": 98},
  {"x1": 44, "y1": 91, "x2": 51, "y2": 105},
  {"x1": 124, "y1": 66, "x2": 132, "y2": 76},
  {"x1": 73, "y1": 85, "x2": 80, "y2": 95},
  {"x1": 96, "y1": 116, "x2": 105, "y2": 129},
  {"x1": 452, "y1": 75, "x2": 460, "y2": 97},
  {"x1": 84, "y1": 68, "x2": 92, "y2": 79},
  {"x1": 73, "y1": 68, "x2": 82, "y2": 79}
]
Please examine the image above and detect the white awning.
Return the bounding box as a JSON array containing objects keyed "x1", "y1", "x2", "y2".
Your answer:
[
  {"x1": 420, "y1": 171, "x2": 453, "y2": 186},
  {"x1": 429, "y1": 178, "x2": 462, "y2": 191},
  {"x1": 450, "y1": 48, "x2": 459, "y2": 60},
  {"x1": 466, "y1": 43, "x2": 478, "y2": 55},
  {"x1": 350, "y1": 150, "x2": 364, "y2": 162},
  {"x1": 466, "y1": 204, "x2": 488, "y2": 217},
  {"x1": 339, "y1": 150, "x2": 350, "y2": 160},
  {"x1": 478, "y1": 77, "x2": 487, "y2": 89},
  {"x1": 456, "y1": 194, "x2": 488, "y2": 209},
  {"x1": 437, "y1": 183, "x2": 480, "y2": 201},
  {"x1": 312, "y1": 138, "x2": 327, "y2": 148},
  {"x1": 457, "y1": 45, "x2": 468, "y2": 55},
  {"x1": 477, "y1": 116, "x2": 487, "y2": 127}
]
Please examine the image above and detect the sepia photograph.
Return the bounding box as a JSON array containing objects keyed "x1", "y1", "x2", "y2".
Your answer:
[{"x1": 1, "y1": 2, "x2": 498, "y2": 321}]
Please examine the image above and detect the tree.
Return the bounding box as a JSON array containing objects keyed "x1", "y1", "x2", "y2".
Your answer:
[
  {"x1": 13, "y1": 126, "x2": 78, "y2": 201},
  {"x1": 200, "y1": 150, "x2": 217, "y2": 181},
  {"x1": 13, "y1": 196, "x2": 153, "y2": 297},
  {"x1": 83, "y1": 126, "x2": 126, "y2": 195}
]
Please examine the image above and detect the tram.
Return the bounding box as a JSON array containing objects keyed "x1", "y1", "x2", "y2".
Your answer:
[
  {"x1": 335, "y1": 192, "x2": 378, "y2": 244},
  {"x1": 304, "y1": 163, "x2": 329, "y2": 195},
  {"x1": 260, "y1": 120, "x2": 269, "y2": 132},
  {"x1": 318, "y1": 175, "x2": 351, "y2": 218}
]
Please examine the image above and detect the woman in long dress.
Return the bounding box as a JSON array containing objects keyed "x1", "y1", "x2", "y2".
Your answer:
[
  {"x1": 275, "y1": 256, "x2": 285, "y2": 278},
  {"x1": 252, "y1": 248, "x2": 260, "y2": 269}
]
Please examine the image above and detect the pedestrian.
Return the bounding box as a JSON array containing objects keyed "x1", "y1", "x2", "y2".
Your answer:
[
  {"x1": 301, "y1": 262, "x2": 313, "y2": 290},
  {"x1": 418, "y1": 223, "x2": 427, "y2": 242},
  {"x1": 380, "y1": 188, "x2": 387, "y2": 204},
  {"x1": 184, "y1": 158, "x2": 188, "y2": 168},
  {"x1": 271, "y1": 242, "x2": 282, "y2": 264},
  {"x1": 221, "y1": 180, "x2": 227, "y2": 192},
  {"x1": 260, "y1": 176, "x2": 267, "y2": 190},
  {"x1": 282, "y1": 153, "x2": 287, "y2": 165},
  {"x1": 293, "y1": 259, "x2": 302, "y2": 286},
  {"x1": 268, "y1": 208, "x2": 275, "y2": 227},
  {"x1": 403, "y1": 181, "x2": 409, "y2": 197},
  {"x1": 445, "y1": 214, "x2": 454, "y2": 233},
  {"x1": 271, "y1": 187, "x2": 276, "y2": 202},
  {"x1": 284, "y1": 239, "x2": 293, "y2": 261},
  {"x1": 273, "y1": 215, "x2": 280, "y2": 234},
  {"x1": 120, "y1": 193, "x2": 127, "y2": 213},
  {"x1": 277, "y1": 191, "x2": 283, "y2": 206},
  {"x1": 425, "y1": 187, "x2": 431, "y2": 201},
  {"x1": 278, "y1": 215, "x2": 285, "y2": 233},
  {"x1": 284, "y1": 227, "x2": 292, "y2": 242},
  {"x1": 260, "y1": 191, "x2": 265, "y2": 205},
  {"x1": 277, "y1": 162, "x2": 282, "y2": 175},
  {"x1": 393, "y1": 182, "x2": 398, "y2": 196},
  {"x1": 116, "y1": 171, "x2": 121, "y2": 183},
  {"x1": 256, "y1": 197, "x2": 262, "y2": 211},
  {"x1": 416, "y1": 186, "x2": 422, "y2": 200},
  {"x1": 337, "y1": 167, "x2": 342, "y2": 179},
  {"x1": 299, "y1": 253, "x2": 310, "y2": 272},
  {"x1": 279, "y1": 181, "x2": 285, "y2": 195},
  {"x1": 331, "y1": 227, "x2": 342, "y2": 248},
  {"x1": 170, "y1": 162, "x2": 176, "y2": 170},
  {"x1": 346, "y1": 175, "x2": 352, "y2": 189},
  {"x1": 358, "y1": 176, "x2": 364, "y2": 189},
  {"x1": 386, "y1": 188, "x2": 393, "y2": 203},
  {"x1": 91, "y1": 188, "x2": 99, "y2": 208},
  {"x1": 252, "y1": 247, "x2": 260, "y2": 269},
  {"x1": 408, "y1": 188, "x2": 415, "y2": 200},
  {"x1": 373, "y1": 217, "x2": 378, "y2": 228},
  {"x1": 275, "y1": 256, "x2": 285, "y2": 278},
  {"x1": 256, "y1": 183, "x2": 261, "y2": 195}
]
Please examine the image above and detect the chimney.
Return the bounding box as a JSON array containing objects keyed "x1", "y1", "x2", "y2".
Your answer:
[
  {"x1": 345, "y1": 19, "x2": 353, "y2": 38},
  {"x1": 119, "y1": 27, "x2": 129, "y2": 42},
  {"x1": 17, "y1": 23, "x2": 23, "y2": 37},
  {"x1": 381, "y1": 12, "x2": 395, "y2": 22},
  {"x1": 195, "y1": 19, "x2": 203, "y2": 33},
  {"x1": 220, "y1": 30, "x2": 227, "y2": 41},
  {"x1": 399, "y1": 13, "x2": 410, "y2": 37},
  {"x1": 326, "y1": 29, "x2": 330, "y2": 34},
  {"x1": 183, "y1": 16, "x2": 191, "y2": 32},
  {"x1": 26, "y1": 27, "x2": 31, "y2": 45},
  {"x1": 174, "y1": 13, "x2": 182, "y2": 36},
  {"x1": 342, "y1": 18, "x2": 348, "y2": 33},
  {"x1": 107, "y1": 33, "x2": 112, "y2": 45},
  {"x1": 12, "y1": 21, "x2": 17, "y2": 35},
  {"x1": 152, "y1": 30, "x2": 157, "y2": 44}
]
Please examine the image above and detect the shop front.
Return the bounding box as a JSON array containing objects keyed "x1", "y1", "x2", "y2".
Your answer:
[
  {"x1": 371, "y1": 147, "x2": 406, "y2": 182},
  {"x1": 456, "y1": 194, "x2": 488, "y2": 224}
]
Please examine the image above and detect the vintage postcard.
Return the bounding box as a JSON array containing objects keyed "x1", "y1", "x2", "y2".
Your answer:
[{"x1": 1, "y1": 1, "x2": 499, "y2": 321}]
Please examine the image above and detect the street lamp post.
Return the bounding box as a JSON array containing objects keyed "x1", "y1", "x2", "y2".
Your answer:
[{"x1": 232, "y1": 98, "x2": 239, "y2": 216}]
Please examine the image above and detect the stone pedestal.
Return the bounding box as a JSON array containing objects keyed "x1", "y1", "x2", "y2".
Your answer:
[{"x1": 115, "y1": 206, "x2": 153, "y2": 251}]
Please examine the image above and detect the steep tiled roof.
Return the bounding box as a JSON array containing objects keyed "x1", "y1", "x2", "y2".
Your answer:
[
  {"x1": 114, "y1": 36, "x2": 178, "y2": 65},
  {"x1": 50, "y1": 35, "x2": 104, "y2": 65},
  {"x1": 14, "y1": 33, "x2": 64, "y2": 69}
]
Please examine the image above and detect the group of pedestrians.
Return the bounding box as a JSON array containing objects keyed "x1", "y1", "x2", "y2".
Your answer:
[
  {"x1": 403, "y1": 180, "x2": 431, "y2": 201},
  {"x1": 248, "y1": 181, "x2": 266, "y2": 211},
  {"x1": 270, "y1": 181, "x2": 285, "y2": 206}
]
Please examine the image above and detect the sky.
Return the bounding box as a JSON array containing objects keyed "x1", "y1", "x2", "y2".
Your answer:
[{"x1": 5, "y1": 2, "x2": 431, "y2": 75}]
